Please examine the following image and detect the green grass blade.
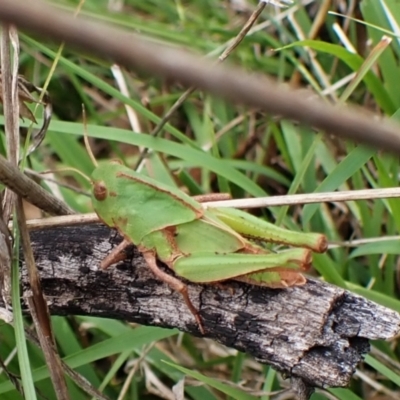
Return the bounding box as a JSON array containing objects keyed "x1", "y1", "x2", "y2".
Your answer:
[
  {"x1": 11, "y1": 231, "x2": 38, "y2": 399},
  {"x1": 45, "y1": 120, "x2": 267, "y2": 196},
  {"x1": 163, "y1": 361, "x2": 258, "y2": 400},
  {"x1": 281, "y1": 40, "x2": 395, "y2": 113},
  {"x1": 0, "y1": 327, "x2": 176, "y2": 394},
  {"x1": 302, "y1": 146, "x2": 376, "y2": 224},
  {"x1": 365, "y1": 354, "x2": 400, "y2": 386},
  {"x1": 349, "y1": 239, "x2": 400, "y2": 258},
  {"x1": 22, "y1": 35, "x2": 197, "y2": 148},
  {"x1": 329, "y1": 388, "x2": 363, "y2": 400}
]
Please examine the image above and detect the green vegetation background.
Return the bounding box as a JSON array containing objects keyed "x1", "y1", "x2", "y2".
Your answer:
[{"x1": 1, "y1": 1, "x2": 400, "y2": 399}]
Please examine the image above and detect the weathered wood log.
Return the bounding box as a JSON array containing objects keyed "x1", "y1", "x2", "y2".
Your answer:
[{"x1": 19, "y1": 222, "x2": 400, "y2": 394}]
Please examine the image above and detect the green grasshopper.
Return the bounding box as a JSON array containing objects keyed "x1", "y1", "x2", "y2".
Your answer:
[{"x1": 89, "y1": 160, "x2": 327, "y2": 334}]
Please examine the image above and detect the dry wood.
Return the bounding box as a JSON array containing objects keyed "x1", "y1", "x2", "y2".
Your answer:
[
  {"x1": 0, "y1": 24, "x2": 18, "y2": 304},
  {"x1": 12, "y1": 221, "x2": 400, "y2": 393},
  {"x1": 0, "y1": 23, "x2": 19, "y2": 223}
]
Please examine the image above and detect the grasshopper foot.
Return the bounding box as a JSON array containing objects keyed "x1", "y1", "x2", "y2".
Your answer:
[
  {"x1": 212, "y1": 282, "x2": 236, "y2": 295},
  {"x1": 142, "y1": 251, "x2": 205, "y2": 335}
]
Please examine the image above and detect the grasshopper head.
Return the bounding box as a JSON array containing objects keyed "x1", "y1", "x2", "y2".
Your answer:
[
  {"x1": 92, "y1": 161, "x2": 122, "y2": 200},
  {"x1": 90, "y1": 161, "x2": 124, "y2": 228}
]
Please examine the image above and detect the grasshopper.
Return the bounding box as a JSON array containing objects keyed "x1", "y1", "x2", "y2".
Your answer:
[{"x1": 89, "y1": 160, "x2": 327, "y2": 334}]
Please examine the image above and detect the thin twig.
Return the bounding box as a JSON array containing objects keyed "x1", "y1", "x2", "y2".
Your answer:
[
  {"x1": 219, "y1": 1, "x2": 268, "y2": 62},
  {"x1": 25, "y1": 213, "x2": 98, "y2": 230},
  {"x1": 0, "y1": 154, "x2": 75, "y2": 216},
  {"x1": 22, "y1": 186, "x2": 400, "y2": 232},
  {"x1": 202, "y1": 187, "x2": 400, "y2": 208},
  {"x1": 17, "y1": 197, "x2": 70, "y2": 400},
  {"x1": 355, "y1": 369, "x2": 399, "y2": 400},
  {"x1": 0, "y1": 24, "x2": 18, "y2": 315},
  {"x1": 25, "y1": 169, "x2": 90, "y2": 197},
  {"x1": 22, "y1": 327, "x2": 111, "y2": 400},
  {"x1": 0, "y1": 24, "x2": 19, "y2": 222},
  {"x1": 329, "y1": 235, "x2": 400, "y2": 249}
]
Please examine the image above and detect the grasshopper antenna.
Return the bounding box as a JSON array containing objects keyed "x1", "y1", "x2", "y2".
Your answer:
[
  {"x1": 39, "y1": 105, "x2": 92, "y2": 185},
  {"x1": 40, "y1": 167, "x2": 91, "y2": 184},
  {"x1": 82, "y1": 104, "x2": 98, "y2": 168}
]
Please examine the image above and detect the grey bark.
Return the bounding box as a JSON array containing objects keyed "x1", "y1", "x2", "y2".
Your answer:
[{"x1": 18, "y1": 223, "x2": 400, "y2": 392}]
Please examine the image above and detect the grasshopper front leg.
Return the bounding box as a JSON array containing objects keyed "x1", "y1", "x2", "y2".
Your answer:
[
  {"x1": 100, "y1": 238, "x2": 131, "y2": 269},
  {"x1": 142, "y1": 251, "x2": 205, "y2": 335},
  {"x1": 99, "y1": 236, "x2": 206, "y2": 334}
]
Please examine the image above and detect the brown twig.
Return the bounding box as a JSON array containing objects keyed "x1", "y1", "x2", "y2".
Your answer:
[
  {"x1": 0, "y1": 24, "x2": 19, "y2": 222},
  {"x1": 25, "y1": 168, "x2": 90, "y2": 197},
  {"x1": 16, "y1": 196, "x2": 70, "y2": 400},
  {"x1": 23, "y1": 329, "x2": 111, "y2": 400},
  {"x1": 0, "y1": 154, "x2": 75, "y2": 216},
  {"x1": 0, "y1": 23, "x2": 18, "y2": 326}
]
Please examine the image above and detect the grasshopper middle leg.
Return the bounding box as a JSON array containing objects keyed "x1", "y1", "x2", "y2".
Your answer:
[{"x1": 99, "y1": 236, "x2": 205, "y2": 333}]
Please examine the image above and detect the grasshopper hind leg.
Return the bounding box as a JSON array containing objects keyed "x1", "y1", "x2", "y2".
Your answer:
[{"x1": 142, "y1": 251, "x2": 205, "y2": 335}]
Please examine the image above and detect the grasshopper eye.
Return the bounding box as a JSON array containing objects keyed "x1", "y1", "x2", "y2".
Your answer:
[{"x1": 93, "y1": 181, "x2": 108, "y2": 201}]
